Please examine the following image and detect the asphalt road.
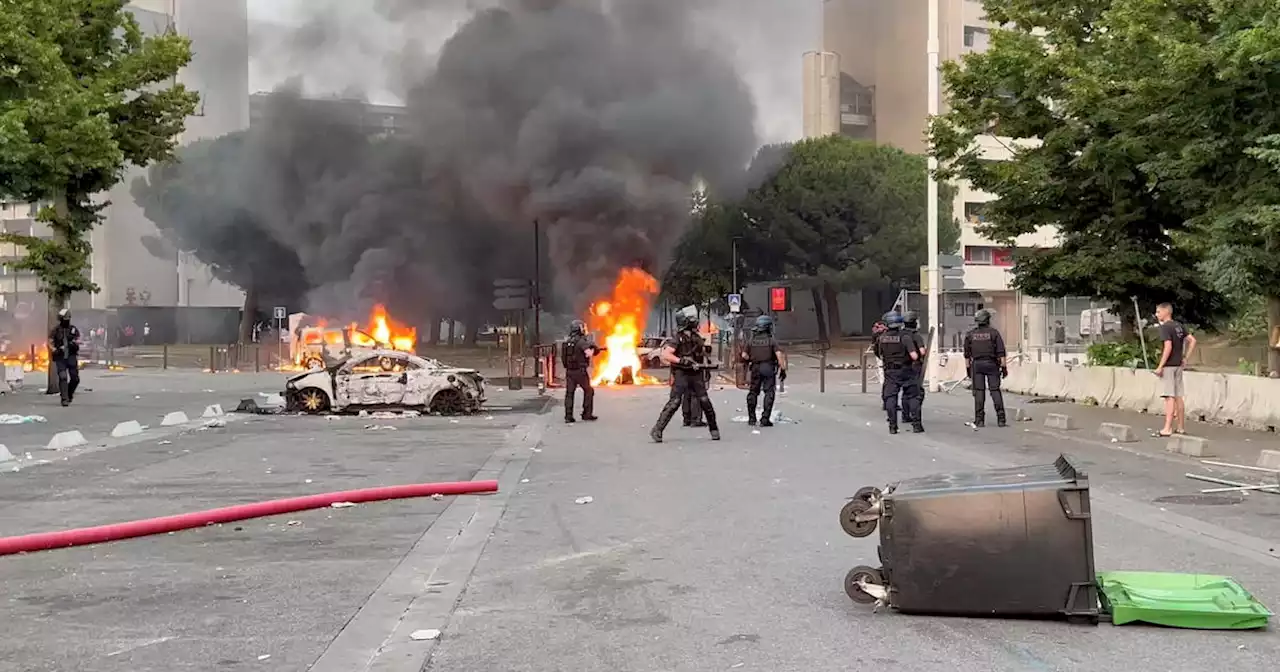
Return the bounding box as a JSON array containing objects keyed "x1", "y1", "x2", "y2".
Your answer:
[{"x1": 2, "y1": 367, "x2": 1277, "y2": 671}]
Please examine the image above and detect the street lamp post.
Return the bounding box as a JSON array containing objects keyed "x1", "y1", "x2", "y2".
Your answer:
[
  {"x1": 731, "y1": 236, "x2": 740, "y2": 295},
  {"x1": 925, "y1": 0, "x2": 942, "y2": 392}
]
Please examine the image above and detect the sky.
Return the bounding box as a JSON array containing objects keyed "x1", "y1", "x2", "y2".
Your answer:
[{"x1": 244, "y1": 0, "x2": 819, "y2": 144}]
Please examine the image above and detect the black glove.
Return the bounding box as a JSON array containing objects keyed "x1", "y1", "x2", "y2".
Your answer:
[
  {"x1": 779, "y1": 369, "x2": 787, "y2": 381},
  {"x1": 1001, "y1": 365, "x2": 1009, "y2": 379},
  {"x1": 678, "y1": 357, "x2": 696, "y2": 368}
]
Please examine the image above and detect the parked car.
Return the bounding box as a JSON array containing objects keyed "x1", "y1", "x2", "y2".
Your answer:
[
  {"x1": 637, "y1": 336, "x2": 666, "y2": 368},
  {"x1": 284, "y1": 349, "x2": 485, "y2": 416}
]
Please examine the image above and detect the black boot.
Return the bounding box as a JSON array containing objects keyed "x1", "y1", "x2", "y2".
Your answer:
[
  {"x1": 582, "y1": 415, "x2": 598, "y2": 421},
  {"x1": 651, "y1": 400, "x2": 680, "y2": 443},
  {"x1": 996, "y1": 413, "x2": 1007, "y2": 428},
  {"x1": 888, "y1": 423, "x2": 898, "y2": 434},
  {"x1": 565, "y1": 416, "x2": 576, "y2": 424},
  {"x1": 912, "y1": 422, "x2": 925, "y2": 433}
]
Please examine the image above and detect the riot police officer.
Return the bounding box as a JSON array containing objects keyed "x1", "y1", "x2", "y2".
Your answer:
[
  {"x1": 650, "y1": 313, "x2": 719, "y2": 442},
  {"x1": 963, "y1": 308, "x2": 1008, "y2": 427},
  {"x1": 873, "y1": 312, "x2": 922, "y2": 434},
  {"x1": 681, "y1": 336, "x2": 712, "y2": 428},
  {"x1": 740, "y1": 315, "x2": 786, "y2": 426},
  {"x1": 561, "y1": 320, "x2": 602, "y2": 423},
  {"x1": 902, "y1": 310, "x2": 928, "y2": 430},
  {"x1": 49, "y1": 308, "x2": 81, "y2": 406}
]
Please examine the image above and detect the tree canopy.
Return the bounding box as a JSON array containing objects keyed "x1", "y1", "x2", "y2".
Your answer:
[
  {"x1": 0, "y1": 0, "x2": 198, "y2": 305},
  {"x1": 929, "y1": 0, "x2": 1228, "y2": 330}
]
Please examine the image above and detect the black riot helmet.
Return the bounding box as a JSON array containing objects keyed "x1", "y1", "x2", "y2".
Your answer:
[
  {"x1": 753, "y1": 315, "x2": 774, "y2": 333},
  {"x1": 903, "y1": 311, "x2": 918, "y2": 329},
  {"x1": 57, "y1": 307, "x2": 71, "y2": 324},
  {"x1": 882, "y1": 311, "x2": 905, "y2": 330},
  {"x1": 675, "y1": 312, "x2": 697, "y2": 332},
  {"x1": 568, "y1": 319, "x2": 586, "y2": 337},
  {"x1": 975, "y1": 309, "x2": 993, "y2": 327}
]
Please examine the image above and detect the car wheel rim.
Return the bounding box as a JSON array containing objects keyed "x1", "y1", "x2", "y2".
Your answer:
[{"x1": 301, "y1": 390, "x2": 325, "y2": 411}]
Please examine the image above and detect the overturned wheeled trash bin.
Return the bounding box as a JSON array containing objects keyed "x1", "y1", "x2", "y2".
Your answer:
[{"x1": 839, "y1": 454, "x2": 1099, "y2": 622}]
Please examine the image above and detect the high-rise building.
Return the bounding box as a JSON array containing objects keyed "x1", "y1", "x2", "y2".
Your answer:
[{"x1": 808, "y1": 0, "x2": 1060, "y2": 347}]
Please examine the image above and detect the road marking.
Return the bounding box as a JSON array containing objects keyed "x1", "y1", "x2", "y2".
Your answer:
[{"x1": 308, "y1": 398, "x2": 551, "y2": 672}]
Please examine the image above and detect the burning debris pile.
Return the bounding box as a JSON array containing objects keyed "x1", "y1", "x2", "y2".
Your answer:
[
  {"x1": 136, "y1": 0, "x2": 758, "y2": 330},
  {"x1": 588, "y1": 268, "x2": 661, "y2": 386},
  {"x1": 289, "y1": 304, "x2": 418, "y2": 370}
]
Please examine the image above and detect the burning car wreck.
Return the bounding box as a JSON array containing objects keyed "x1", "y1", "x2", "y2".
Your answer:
[{"x1": 284, "y1": 349, "x2": 486, "y2": 416}]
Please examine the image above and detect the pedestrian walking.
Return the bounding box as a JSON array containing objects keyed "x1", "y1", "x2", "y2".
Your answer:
[
  {"x1": 1155, "y1": 302, "x2": 1197, "y2": 436},
  {"x1": 873, "y1": 312, "x2": 920, "y2": 434},
  {"x1": 650, "y1": 313, "x2": 719, "y2": 442},
  {"x1": 561, "y1": 320, "x2": 602, "y2": 423},
  {"x1": 963, "y1": 309, "x2": 1007, "y2": 427},
  {"x1": 902, "y1": 311, "x2": 928, "y2": 431},
  {"x1": 49, "y1": 308, "x2": 81, "y2": 406},
  {"x1": 740, "y1": 315, "x2": 786, "y2": 427}
]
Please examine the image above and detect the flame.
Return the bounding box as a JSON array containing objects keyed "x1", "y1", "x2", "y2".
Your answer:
[
  {"x1": 1, "y1": 344, "x2": 49, "y2": 372},
  {"x1": 291, "y1": 304, "x2": 417, "y2": 368},
  {"x1": 587, "y1": 268, "x2": 662, "y2": 386}
]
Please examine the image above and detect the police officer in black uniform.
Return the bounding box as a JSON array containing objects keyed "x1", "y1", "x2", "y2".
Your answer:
[
  {"x1": 681, "y1": 336, "x2": 712, "y2": 428},
  {"x1": 963, "y1": 308, "x2": 1008, "y2": 427},
  {"x1": 49, "y1": 308, "x2": 81, "y2": 406},
  {"x1": 873, "y1": 312, "x2": 922, "y2": 434},
  {"x1": 650, "y1": 313, "x2": 719, "y2": 442},
  {"x1": 561, "y1": 320, "x2": 602, "y2": 423},
  {"x1": 901, "y1": 310, "x2": 928, "y2": 430},
  {"x1": 740, "y1": 315, "x2": 787, "y2": 427}
]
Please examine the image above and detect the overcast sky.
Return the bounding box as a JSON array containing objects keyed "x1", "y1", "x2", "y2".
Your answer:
[{"x1": 245, "y1": 0, "x2": 818, "y2": 144}]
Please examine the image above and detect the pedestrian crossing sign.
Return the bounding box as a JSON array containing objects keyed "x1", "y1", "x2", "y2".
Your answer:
[{"x1": 727, "y1": 293, "x2": 742, "y2": 313}]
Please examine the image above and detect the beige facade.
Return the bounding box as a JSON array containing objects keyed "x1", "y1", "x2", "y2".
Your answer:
[{"x1": 801, "y1": 51, "x2": 841, "y2": 138}]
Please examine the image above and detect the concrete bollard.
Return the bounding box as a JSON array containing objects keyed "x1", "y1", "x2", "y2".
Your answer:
[
  {"x1": 1167, "y1": 435, "x2": 1212, "y2": 457},
  {"x1": 110, "y1": 420, "x2": 145, "y2": 438},
  {"x1": 1098, "y1": 422, "x2": 1137, "y2": 442},
  {"x1": 1014, "y1": 408, "x2": 1032, "y2": 422},
  {"x1": 160, "y1": 411, "x2": 189, "y2": 426},
  {"x1": 1257, "y1": 449, "x2": 1280, "y2": 470},
  {"x1": 202, "y1": 404, "x2": 225, "y2": 418},
  {"x1": 46, "y1": 430, "x2": 87, "y2": 450},
  {"x1": 1044, "y1": 413, "x2": 1076, "y2": 430},
  {"x1": 0, "y1": 444, "x2": 14, "y2": 463}
]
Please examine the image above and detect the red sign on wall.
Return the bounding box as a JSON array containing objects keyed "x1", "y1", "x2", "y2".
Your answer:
[{"x1": 769, "y1": 286, "x2": 791, "y2": 312}]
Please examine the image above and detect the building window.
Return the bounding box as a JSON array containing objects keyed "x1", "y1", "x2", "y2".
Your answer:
[
  {"x1": 963, "y1": 26, "x2": 990, "y2": 50},
  {"x1": 992, "y1": 248, "x2": 1014, "y2": 267},
  {"x1": 965, "y1": 246, "x2": 994, "y2": 265},
  {"x1": 964, "y1": 202, "x2": 988, "y2": 225}
]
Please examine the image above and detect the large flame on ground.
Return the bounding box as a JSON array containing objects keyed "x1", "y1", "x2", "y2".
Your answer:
[
  {"x1": 1, "y1": 345, "x2": 49, "y2": 372},
  {"x1": 588, "y1": 268, "x2": 661, "y2": 386}
]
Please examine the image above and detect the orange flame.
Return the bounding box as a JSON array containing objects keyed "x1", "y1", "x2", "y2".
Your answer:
[
  {"x1": 587, "y1": 268, "x2": 662, "y2": 385},
  {"x1": 292, "y1": 304, "x2": 417, "y2": 368},
  {"x1": 1, "y1": 344, "x2": 49, "y2": 372}
]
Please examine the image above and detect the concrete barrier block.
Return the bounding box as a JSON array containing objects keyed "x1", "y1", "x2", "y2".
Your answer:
[
  {"x1": 110, "y1": 420, "x2": 144, "y2": 438},
  {"x1": 202, "y1": 404, "x2": 225, "y2": 418},
  {"x1": 1258, "y1": 450, "x2": 1280, "y2": 470},
  {"x1": 0, "y1": 444, "x2": 13, "y2": 462},
  {"x1": 1014, "y1": 408, "x2": 1032, "y2": 422},
  {"x1": 1044, "y1": 413, "x2": 1076, "y2": 430},
  {"x1": 1167, "y1": 435, "x2": 1212, "y2": 457},
  {"x1": 46, "y1": 430, "x2": 87, "y2": 450},
  {"x1": 160, "y1": 411, "x2": 189, "y2": 427},
  {"x1": 1098, "y1": 422, "x2": 1137, "y2": 442}
]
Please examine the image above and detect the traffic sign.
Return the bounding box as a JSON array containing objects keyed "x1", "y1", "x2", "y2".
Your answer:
[
  {"x1": 493, "y1": 278, "x2": 532, "y2": 310},
  {"x1": 493, "y1": 297, "x2": 531, "y2": 311},
  {"x1": 920, "y1": 266, "x2": 965, "y2": 291},
  {"x1": 937, "y1": 254, "x2": 963, "y2": 268},
  {"x1": 769, "y1": 286, "x2": 791, "y2": 312},
  {"x1": 273, "y1": 306, "x2": 287, "y2": 320},
  {"x1": 493, "y1": 278, "x2": 530, "y2": 287},
  {"x1": 727, "y1": 293, "x2": 742, "y2": 313}
]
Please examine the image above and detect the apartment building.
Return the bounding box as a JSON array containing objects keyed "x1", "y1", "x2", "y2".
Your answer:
[
  {"x1": 0, "y1": 0, "x2": 250, "y2": 323},
  {"x1": 804, "y1": 0, "x2": 1061, "y2": 348},
  {"x1": 249, "y1": 92, "x2": 412, "y2": 136}
]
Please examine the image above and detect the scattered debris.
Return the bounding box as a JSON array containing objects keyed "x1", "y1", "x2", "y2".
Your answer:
[
  {"x1": 199, "y1": 418, "x2": 227, "y2": 430},
  {"x1": 430, "y1": 493, "x2": 445, "y2": 500},
  {"x1": 729, "y1": 409, "x2": 798, "y2": 424},
  {"x1": 1186, "y1": 460, "x2": 1279, "y2": 495},
  {"x1": 824, "y1": 362, "x2": 862, "y2": 370},
  {"x1": 330, "y1": 501, "x2": 358, "y2": 509},
  {"x1": 286, "y1": 520, "x2": 302, "y2": 526},
  {"x1": 371, "y1": 410, "x2": 420, "y2": 419},
  {"x1": 363, "y1": 424, "x2": 398, "y2": 431},
  {"x1": 158, "y1": 440, "x2": 173, "y2": 445},
  {"x1": 574, "y1": 496, "x2": 594, "y2": 505},
  {"x1": 0, "y1": 414, "x2": 46, "y2": 424},
  {"x1": 410, "y1": 629, "x2": 441, "y2": 641},
  {"x1": 257, "y1": 654, "x2": 270, "y2": 661}
]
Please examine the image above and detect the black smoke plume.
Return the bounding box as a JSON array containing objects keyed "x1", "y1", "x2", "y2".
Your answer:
[{"x1": 147, "y1": 0, "x2": 758, "y2": 332}]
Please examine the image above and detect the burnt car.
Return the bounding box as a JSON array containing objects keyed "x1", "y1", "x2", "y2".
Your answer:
[{"x1": 284, "y1": 349, "x2": 485, "y2": 416}]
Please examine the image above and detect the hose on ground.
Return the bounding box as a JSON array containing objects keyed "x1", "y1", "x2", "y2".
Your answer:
[{"x1": 0, "y1": 480, "x2": 499, "y2": 557}]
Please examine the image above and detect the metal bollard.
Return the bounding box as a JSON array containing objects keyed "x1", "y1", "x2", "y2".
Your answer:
[
  {"x1": 820, "y1": 349, "x2": 827, "y2": 393},
  {"x1": 255, "y1": 345, "x2": 261, "y2": 372},
  {"x1": 209, "y1": 345, "x2": 216, "y2": 373},
  {"x1": 162, "y1": 344, "x2": 168, "y2": 370},
  {"x1": 860, "y1": 351, "x2": 867, "y2": 394}
]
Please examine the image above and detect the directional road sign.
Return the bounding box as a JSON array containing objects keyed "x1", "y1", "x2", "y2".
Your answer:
[
  {"x1": 273, "y1": 306, "x2": 287, "y2": 320},
  {"x1": 727, "y1": 293, "x2": 742, "y2": 313}
]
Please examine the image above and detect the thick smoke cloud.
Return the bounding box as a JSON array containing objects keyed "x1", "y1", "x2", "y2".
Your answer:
[{"x1": 197, "y1": 0, "x2": 758, "y2": 328}]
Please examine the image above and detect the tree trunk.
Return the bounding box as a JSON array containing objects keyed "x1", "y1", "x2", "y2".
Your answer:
[
  {"x1": 446, "y1": 319, "x2": 456, "y2": 346},
  {"x1": 823, "y1": 283, "x2": 843, "y2": 340},
  {"x1": 1267, "y1": 295, "x2": 1280, "y2": 377},
  {"x1": 810, "y1": 286, "x2": 829, "y2": 343},
  {"x1": 238, "y1": 284, "x2": 259, "y2": 344}
]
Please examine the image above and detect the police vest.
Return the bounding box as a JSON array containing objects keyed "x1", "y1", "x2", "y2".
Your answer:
[
  {"x1": 968, "y1": 328, "x2": 997, "y2": 359},
  {"x1": 878, "y1": 332, "x2": 908, "y2": 366},
  {"x1": 675, "y1": 331, "x2": 703, "y2": 362},
  {"x1": 747, "y1": 334, "x2": 776, "y2": 364},
  {"x1": 562, "y1": 337, "x2": 588, "y2": 369}
]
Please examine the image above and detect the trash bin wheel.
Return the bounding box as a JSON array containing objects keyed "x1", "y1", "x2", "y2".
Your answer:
[
  {"x1": 844, "y1": 565, "x2": 884, "y2": 604},
  {"x1": 854, "y1": 486, "x2": 881, "y2": 502},
  {"x1": 839, "y1": 498, "x2": 878, "y2": 538}
]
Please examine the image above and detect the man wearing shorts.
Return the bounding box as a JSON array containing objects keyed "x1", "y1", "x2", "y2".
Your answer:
[{"x1": 1155, "y1": 302, "x2": 1197, "y2": 436}]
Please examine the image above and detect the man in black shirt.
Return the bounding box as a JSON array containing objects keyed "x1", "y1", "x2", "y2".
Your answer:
[
  {"x1": 561, "y1": 320, "x2": 602, "y2": 423},
  {"x1": 963, "y1": 309, "x2": 1008, "y2": 427},
  {"x1": 49, "y1": 308, "x2": 81, "y2": 406},
  {"x1": 1155, "y1": 302, "x2": 1197, "y2": 436},
  {"x1": 650, "y1": 313, "x2": 719, "y2": 442},
  {"x1": 740, "y1": 315, "x2": 787, "y2": 427},
  {"x1": 873, "y1": 312, "x2": 919, "y2": 434}
]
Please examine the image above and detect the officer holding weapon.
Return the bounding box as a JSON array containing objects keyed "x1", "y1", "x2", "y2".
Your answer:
[
  {"x1": 650, "y1": 313, "x2": 720, "y2": 442},
  {"x1": 963, "y1": 308, "x2": 1008, "y2": 427},
  {"x1": 681, "y1": 337, "x2": 713, "y2": 428},
  {"x1": 561, "y1": 319, "x2": 603, "y2": 423},
  {"x1": 740, "y1": 315, "x2": 786, "y2": 427},
  {"x1": 872, "y1": 312, "x2": 922, "y2": 434},
  {"x1": 902, "y1": 310, "x2": 928, "y2": 430}
]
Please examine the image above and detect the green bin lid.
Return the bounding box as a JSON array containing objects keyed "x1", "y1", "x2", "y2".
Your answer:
[{"x1": 1097, "y1": 571, "x2": 1272, "y2": 630}]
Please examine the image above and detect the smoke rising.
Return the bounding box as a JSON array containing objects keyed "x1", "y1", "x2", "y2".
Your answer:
[{"x1": 169, "y1": 0, "x2": 759, "y2": 328}]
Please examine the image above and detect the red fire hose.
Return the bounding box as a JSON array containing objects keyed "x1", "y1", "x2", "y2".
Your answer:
[{"x1": 0, "y1": 480, "x2": 499, "y2": 557}]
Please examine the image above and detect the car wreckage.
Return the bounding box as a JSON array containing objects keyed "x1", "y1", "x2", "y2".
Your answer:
[{"x1": 284, "y1": 349, "x2": 486, "y2": 416}]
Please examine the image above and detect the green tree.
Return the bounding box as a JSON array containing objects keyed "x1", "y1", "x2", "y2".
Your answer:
[
  {"x1": 929, "y1": 0, "x2": 1226, "y2": 333},
  {"x1": 662, "y1": 196, "x2": 742, "y2": 309},
  {"x1": 740, "y1": 136, "x2": 958, "y2": 340},
  {"x1": 0, "y1": 0, "x2": 198, "y2": 389},
  {"x1": 132, "y1": 132, "x2": 311, "y2": 342}
]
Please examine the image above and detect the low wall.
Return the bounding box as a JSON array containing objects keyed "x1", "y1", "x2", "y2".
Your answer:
[{"x1": 1002, "y1": 361, "x2": 1280, "y2": 431}]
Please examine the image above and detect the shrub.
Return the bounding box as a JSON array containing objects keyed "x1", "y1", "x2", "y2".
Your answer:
[{"x1": 1087, "y1": 340, "x2": 1157, "y2": 368}]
